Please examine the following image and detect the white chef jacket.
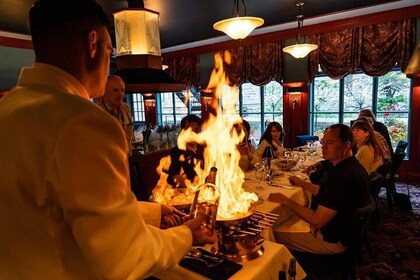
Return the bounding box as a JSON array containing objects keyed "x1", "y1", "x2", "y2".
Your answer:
[{"x1": 0, "y1": 63, "x2": 192, "y2": 279}]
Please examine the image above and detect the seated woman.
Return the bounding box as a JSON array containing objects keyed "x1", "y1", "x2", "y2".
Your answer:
[
  {"x1": 256, "y1": 121, "x2": 284, "y2": 159},
  {"x1": 235, "y1": 119, "x2": 258, "y2": 171},
  {"x1": 352, "y1": 119, "x2": 384, "y2": 174}
]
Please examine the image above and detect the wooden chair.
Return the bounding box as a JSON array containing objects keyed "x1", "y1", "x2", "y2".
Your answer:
[{"x1": 291, "y1": 196, "x2": 376, "y2": 280}]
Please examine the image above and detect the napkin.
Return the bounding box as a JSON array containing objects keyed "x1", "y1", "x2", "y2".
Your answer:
[{"x1": 179, "y1": 248, "x2": 243, "y2": 280}]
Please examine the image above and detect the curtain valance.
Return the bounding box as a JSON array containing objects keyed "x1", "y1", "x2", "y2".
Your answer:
[{"x1": 308, "y1": 19, "x2": 416, "y2": 80}]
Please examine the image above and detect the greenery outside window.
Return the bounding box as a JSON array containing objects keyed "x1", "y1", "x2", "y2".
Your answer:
[{"x1": 310, "y1": 69, "x2": 411, "y2": 151}]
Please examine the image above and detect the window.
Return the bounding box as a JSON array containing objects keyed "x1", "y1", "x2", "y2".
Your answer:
[
  {"x1": 310, "y1": 69, "x2": 411, "y2": 151},
  {"x1": 241, "y1": 81, "x2": 283, "y2": 142},
  {"x1": 131, "y1": 93, "x2": 145, "y2": 122},
  {"x1": 129, "y1": 82, "x2": 284, "y2": 143}
]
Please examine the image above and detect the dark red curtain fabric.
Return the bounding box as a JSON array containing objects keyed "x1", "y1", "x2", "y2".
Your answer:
[
  {"x1": 163, "y1": 55, "x2": 200, "y2": 87},
  {"x1": 309, "y1": 19, "x2": 416, "y2": 80},
  {"x1": 218, "y1": 42, "x2": 283, "y2": 87}
]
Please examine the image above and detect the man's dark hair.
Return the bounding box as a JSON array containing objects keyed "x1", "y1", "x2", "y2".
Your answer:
[
  {"x1": 180, "y1": 114, "x2": 202, "y2": 129},
  {"x1": 29, "y1": 0, "x2": 110, "y2": 55},
  {"x1": 326, "y1": 124, "x2": 353, "y2": 144}
]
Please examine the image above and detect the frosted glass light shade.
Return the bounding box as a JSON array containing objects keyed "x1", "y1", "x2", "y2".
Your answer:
[
  {"x1": 113, "y1": 9, "x2": 161, "y2": 56},
  {"x1": 214, "y1": 16, "x2": 264, "y2": 40},
  {"x1": 283, "y1": 43, "x2": 318, "y2": 59}
]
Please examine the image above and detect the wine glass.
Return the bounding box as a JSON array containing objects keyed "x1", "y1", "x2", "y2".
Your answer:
[
  {"x1": 298, "y1": 153, "x2": 307, "y2": 169},
  {"x1": 307, "y1": 140, "x2": 317, "y2": 161},
  {"x1": 255, "y1": 163, "x2": 266, "y2": 183},
  {"x1": 283, "y1": 148, "x2": 291, "y2": 161}
]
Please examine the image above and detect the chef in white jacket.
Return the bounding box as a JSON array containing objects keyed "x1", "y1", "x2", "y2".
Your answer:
[{"x1": 0, "y1": 0, "x2": 215, "y2": 279}]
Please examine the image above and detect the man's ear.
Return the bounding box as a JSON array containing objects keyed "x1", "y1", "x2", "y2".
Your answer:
[{"x1": 87, "y1": 30, "x2": 98, "y2": 58}]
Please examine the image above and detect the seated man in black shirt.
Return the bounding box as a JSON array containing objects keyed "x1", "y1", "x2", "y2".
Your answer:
[
  {"x1": 166, "y1": 114, "x2": 204, "y2": 188},
  {"x1": 269, "y1": 124, "x2": 370, "y2": 254}
]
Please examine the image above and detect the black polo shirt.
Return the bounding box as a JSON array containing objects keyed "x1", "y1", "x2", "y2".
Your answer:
[{"x1": 310, "y1": 156, "x2": 370, "y2": 243}]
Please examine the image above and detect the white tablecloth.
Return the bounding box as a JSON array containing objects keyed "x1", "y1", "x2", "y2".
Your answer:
[{"x1": 154, "y1": 241, "x2": 306, "y2": 280}]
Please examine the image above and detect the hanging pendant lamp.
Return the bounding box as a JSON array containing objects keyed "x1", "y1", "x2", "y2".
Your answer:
[
  {"x1": 283, "y1": 2, "x2": 318, "y2": 59},
  {"x1": 213, "y1": 0, "x2": 264, "y2": 40}
]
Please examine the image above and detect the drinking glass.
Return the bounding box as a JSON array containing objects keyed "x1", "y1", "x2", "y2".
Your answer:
[
  {"x1": 307, "y1": 140, "x2": 317, "y2": 161},
  {"x1": 284, "y1": 148, "x2": 291, "y2": 161},
  {"x1": 255, "y1": 164, "x2": 266, "y2": 183},
  {"x1": 298, "y1": 153, "x2": 307, "y2": 168}
]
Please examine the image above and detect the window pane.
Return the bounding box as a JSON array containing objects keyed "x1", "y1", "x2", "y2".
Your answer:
[
  {"x1": 161, "y1": 92, "x2": 173, "y2": 114},
  {"x1": 377, "y1": 112, "x2": 409, "y2": 148},
  {"x1": 344, "y1": 113, "x2": 360, "y2": 126},
  {"x1": 313, "y1": 77, "x2": 339, "y2": 112},
  {"x1": 161, "y1": 114, "x2": 174, "y2": 124},
  {"x1": 132, "y1": 93, "x2": 145, "y2": 122},
  {"x1": 343, "y1": 73, "x2": 373, "y2": 112},
  {"x1": 377, "y1": 71, "x2": 411, "y2": 112},
  {"x1": 263, "y1": 81, "x2": 283, "y2": 113},
  {"x1": 312, "y1": 113, "x2": 339, "y2": 135},
  {"x1": 243, "y1": 114, "x2": 262, "y2": 145},
  {"x1": 242, "y1": 83, "x2": 261, "y2": 113},
  {"x1": 264, "y1": 115, "x2": 283, "y2": 127},
  {"x1": 174, "y1": 91, "x2": 188, "y2": 115}
]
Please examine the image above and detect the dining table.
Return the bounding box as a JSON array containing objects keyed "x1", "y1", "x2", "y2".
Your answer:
[{"x1": 154, "y1": 147, "x2": 323, "y2": 280}]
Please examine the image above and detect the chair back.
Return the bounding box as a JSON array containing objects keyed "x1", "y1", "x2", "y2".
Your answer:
[
  {"x1": 296, "y1": 135, "x2": 319, "y2": 147},
  {"x1": 395, "y1": 140, "x2": 408, "y2": 154},
  {"x1": 391, "y1": 151, "x2": 406, "y2": 174},
  {"x1": 341, "y1": 196, "x2": 376, "y2": 248},
  {"x1": 376, "y1": 159, "x2": 393, "y2": 180},
  {"x1": 369, "y1": 171, "x2": 384, "y2": 201}
]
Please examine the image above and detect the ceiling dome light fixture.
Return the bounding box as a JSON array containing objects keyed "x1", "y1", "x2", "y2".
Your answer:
[
  {"x1": 283, "y1": 2, "x2": 318, "y2": 59},
  {"x1": 213, "y1": 0, "x2": 264, "y2": 40}
]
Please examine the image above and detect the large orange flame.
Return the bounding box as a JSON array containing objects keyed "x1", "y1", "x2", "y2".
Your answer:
[{"x1": 153, "y1": 50, "x2": 257, "y2": 219}]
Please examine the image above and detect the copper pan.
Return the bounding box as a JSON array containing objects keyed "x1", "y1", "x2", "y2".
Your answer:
[{"x1": 215, "y1": 205, "x2": 255, "y2": 227}]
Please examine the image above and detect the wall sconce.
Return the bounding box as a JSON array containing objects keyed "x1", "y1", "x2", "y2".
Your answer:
[
  {"x1": 143, "y1": 93, "x2": 156, "y2": 111},
  {"x1": 287, "y1": 87, "x2": 303, "y2": 109},
  {"x1": 200, "y1": 89, "x2": 213, "y2": 111}
]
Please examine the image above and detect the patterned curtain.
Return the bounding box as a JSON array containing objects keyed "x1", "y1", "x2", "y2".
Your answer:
[
  {"x1": 163, "y1": 54, "x2": 200, "y2": 87},
  {"x1": 218, "y1": 41, "x2": 283, "y2": 86},
  {"x1": 309, "y1": 19, "x2": 416, "y2": 80}
]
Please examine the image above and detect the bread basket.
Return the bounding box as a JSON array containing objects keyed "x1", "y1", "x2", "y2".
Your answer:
[{"x1": 272, "y1": 159, "x2": 298, "y2": 171}]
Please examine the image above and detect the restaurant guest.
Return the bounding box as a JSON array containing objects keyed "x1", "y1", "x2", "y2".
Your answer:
[
  {"x1": 98, "y1": 75, "x2": 135, "y2": 154},
  {"x1": 256, "y1": 121, "x2": 284, "y2": 159},
  {"x1": 358, "y1": 109, "x2": 393, "y2": 157},
  {"x1": 235, "y1": 119, "x2": 258, "y2": 171},
  {"x1": 269, "y1": 124, "x2": 370, "y2": 254},
  {"x1": 352, "y1": 119, "x2": 384, "y2": 174},
  {"x1": 0, "y1": 1, "x2": 215, "y2": 279},
  {"x1": 353, "y1": 116, "x2": 391, "y2": 160},
  {"x1": 166, "y1": 114, "x2": 204, "y2": 188}
]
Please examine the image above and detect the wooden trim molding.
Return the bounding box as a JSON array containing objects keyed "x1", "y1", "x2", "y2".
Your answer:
[
  {"x1": 0, "y1": 36, "x2": 32, "y2": 49},
  {"x1": 163, "y1": 5, "x2": 420, "y2": 58}
]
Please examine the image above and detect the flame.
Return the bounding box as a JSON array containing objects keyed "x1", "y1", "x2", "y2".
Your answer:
[
  {"x1": 152, "y1": 50, "x2": 257, "y2": 219},
  {"x1": 184, "y1": 88, "x2": 191, "y2": 106}
]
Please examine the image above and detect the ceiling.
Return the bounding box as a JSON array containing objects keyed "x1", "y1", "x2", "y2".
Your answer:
[
  {"x1": 0, "y1": 0, "x2": 419, "y2": 90},
  {"x1": 1, "y1": 0, "x2": 419, "y2": 52}
]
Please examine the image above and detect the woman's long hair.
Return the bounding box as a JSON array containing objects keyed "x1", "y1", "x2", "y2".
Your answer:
[
  {"x1": 259, "y1": 121, "x2": 284, "y2": 147},
  {"x1": 352, "y1": 121, "x2": 384, "y2": 161}
]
